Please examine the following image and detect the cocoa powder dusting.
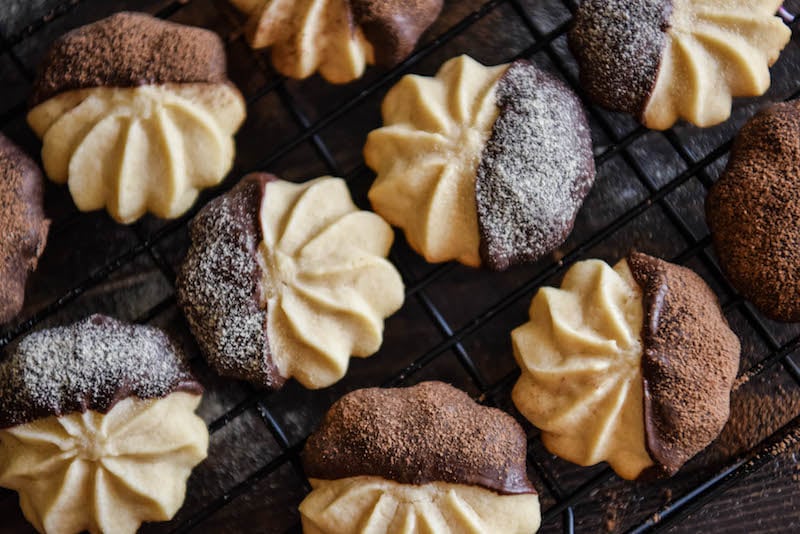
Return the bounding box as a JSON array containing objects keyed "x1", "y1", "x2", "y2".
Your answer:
[
  {"x1": 303, "y1": 381, "x2": 537, "y2": 494},
  {"x1": 627, "y1": 251, "x2": 740, "y2": 477},
  {"x1": 30, "y1": 12, "x2": 227, "y2": 106},
  {"x1": 706, "y1": 100, "x2": 800, "y2": 322},
  {"x1": 0, "y1": 134, "x2": 50, "y2": 324}
]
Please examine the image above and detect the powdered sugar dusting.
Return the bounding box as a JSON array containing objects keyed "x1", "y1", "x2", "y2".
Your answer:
[
  {"x1": 475, "y1": 61, "x2": 595, "y2": 271},
  {"x1": 176, "y1": 174, "x2": 285, "y2": 390},
  {"x1": 569, "y1": 0, "x2": 671, "y2": 114},
  {"x1": 0, "y1": 315, "x2": 200, "y2": 428}
]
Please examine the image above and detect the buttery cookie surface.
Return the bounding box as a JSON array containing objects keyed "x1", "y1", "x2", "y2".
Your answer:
[
  {"x1": 0, "y1": 134, "x2": 50, "y2": 324},
  {"x1": 229, "y1": 0, "x2": 443, "y2": 83},
  {"x1": 707, "y1": 100, "x2": 800, "y2": 322},
  {"x1": 512, "y1": 252, "x2": 740, "y2": 479},
  {"x1": 365, "y1": 55, "x2": 595, "y2": 270},
  {"x1": 0, "y1": 315, "x2": 208, "y2": 534},
  {"x1": 300, "y1": 381, "x2": 541, "y2": 533},
  {"x1": 570, "y1": 0, "x2": 791, "y2": 129},
  {"x1": 27, "y1": 12, "x2": 246, "y2": 224},
  {"x1": 177, "y1": 173, "x2": 404, "y2": 390}
]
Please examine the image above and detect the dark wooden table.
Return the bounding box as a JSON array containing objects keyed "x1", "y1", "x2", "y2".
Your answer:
[{"x1": 1, "y1": 0, "x2": 799, "y2": 532}]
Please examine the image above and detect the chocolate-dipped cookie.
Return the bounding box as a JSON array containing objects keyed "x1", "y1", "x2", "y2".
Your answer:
[
  {"x1": 707, "y1": 100, "x2": 800, "y2": 322},
  {"x1": 569, "y1": 0, "x2": 791, "y2": 129},
  {"x1": 0, "y1": 315, "x2": 208, "y2": 534},
  {"x1": 365, "y1": 55, "x2": 595, "y2": 271},
  {"x1": 0, "y1": 134, "x2": 49, "y2": 324},
  {"x1": 300, "y1": 381, "x2": 541, "y2": 533},
  {"x1": 176, "y1": 173, "x2": 404, "y2": 391},
  {"x1": 229, "y1": 0, "x2": 443, "y2": 83},
  {"x1": 512, "y1": 252, "x2": 740, "y2": 479},
  {"x1": 27, "y1": 12, "x2": 246, "y2": 224}
]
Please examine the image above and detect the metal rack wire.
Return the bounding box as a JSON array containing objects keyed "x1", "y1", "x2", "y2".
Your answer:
[{"x1": 1, "y1": 0, "x2": 800, "y2": 532}]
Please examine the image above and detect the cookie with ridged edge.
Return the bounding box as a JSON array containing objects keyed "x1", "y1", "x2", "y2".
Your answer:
[
  {"x1": 511, "y1": 252, "x2": 740, "y2": 479},
  {"x1": 0, "y1": 134, "x2": 50, "y2": 324},
  {"x1": 707, "y1": 100, "x2": 800, "y2": 322},
  {"x1": 366, "y1": 55, "x2": 595, "y2": 271},
  {"x1": 300, "y1": 382, "x2": 541, "y2": 533},
  {"x1": 177, "y1": 173, "x2": 404, "y2": 390},
  {"x1": 228, "y1": 0, "x2": 443, "y2": 83},
  {"x1": 569, "y1": 0, "x2": 791, "y2": 129},
  {"x1": 27, "y1": 12, "x2": 246, "y2": 224},
  {"x1": 0, "y1": 315, "x2": 207, "y2": 534}
]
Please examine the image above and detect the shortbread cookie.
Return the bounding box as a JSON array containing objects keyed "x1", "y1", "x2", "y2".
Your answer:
[
  {"x1": 177, "y1": 173, "x2": 404, "y2": 390},
  {"x1": 27, "y1": 12, "x2": 246, "y2": 224},
  {"x1": 365, "y1": 55, "x2": 595, "y2": 270},
  {"x1": 0, "y1": 134, "x2": 50, "y2": 323},
  {"x1": 512, "y1": 252, "x2": 740, "y2": 479},
  {"x1": 570, "y1": 0, "x2": 791, "y2": 129},
  {"x1": 707, "y1": 100, "x2": 800, "y2": 322},
  {"x1": 300, "y1": 382, "x2": 541, "y2": 533},
  {"x1": 0, "y1": 315, "x2": 208, "y2": 534},
  {"x1": 229, "y1": 0, "x2": 443, "y2": 83}
]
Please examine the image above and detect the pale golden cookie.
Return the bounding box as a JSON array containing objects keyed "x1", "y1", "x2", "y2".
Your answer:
[
  {"x1": 27, "y1": 13, "x2": 246, "y2": 224},
  {"x1": 512, "y1": 253, "x2": 740, "y2": 479},
  {"x1": 570, "y1": 0, "x2": 791, "y2": 129},
  {"x1": 177, "y1": 174, "x2": 405, "y2": 390}
]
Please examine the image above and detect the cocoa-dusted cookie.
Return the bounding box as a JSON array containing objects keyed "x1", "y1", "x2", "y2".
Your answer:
[
  {"x1": 512, "y1": 252, "x2": 740, "y2": 479},
  {"x1": 0, "y1": 134, "x2": 49, "y2": 324},
  {"x1": 0, "y1": 315, "x2": 208, "y2": 534},
  {"x1": 27, "y1": 12, "x2": 246, "y2": 224},
  {"x1": 366, "y1": 55, "x2": 595, "y2": 271},
  {"x1": 569, "y1": 0, "x2": 791, "y2": 129},
  {"x1": 707, "y1": 101, "x2": 800, "y2": 322},
  {"x1": 176, "y1": 173, "x2": 404, "y2": 391},
  {"x1": 300, "y1": 382, "x2": 541, "y2": 533},
  {"x1": 229, "y1": 0, "x2": 443, "y2": 83}
]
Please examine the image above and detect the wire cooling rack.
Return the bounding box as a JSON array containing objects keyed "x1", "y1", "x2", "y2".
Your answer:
[{"x1": 1, "y1": 0, "x2": 800, "y2": 532}]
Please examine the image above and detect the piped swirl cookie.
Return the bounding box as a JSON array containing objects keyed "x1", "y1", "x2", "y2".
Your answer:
[
  {"x1": 512, "y1": 252, "x2": 740, "y2": 479},
  {"x1": 707, "y1": 100, "x2": 800, "y2": 322},
  {"x1": 300, "y1": 381, "x2": 541, "y2": 534},
  {"x1": 0, "y1": 134, "x2": 50, "y2": 324},
  {"x1": 27, "y1": 12, "x2": 246, "y2": 224},
  {"x1": 569, "y1": 0, "x2": 791, "y2": 129},
  {"x1": 0, "y1": 315, "x2": 208, "y2": 534},
  {"x1": 365, "y1": 55, "x2": 595, "y2": 270},
  {"x1": 229, "y1": 0, "x2": 443, "y2": 83},
  {"x1": 177, "y1": 173, "x2": 404, "y2": 390}
]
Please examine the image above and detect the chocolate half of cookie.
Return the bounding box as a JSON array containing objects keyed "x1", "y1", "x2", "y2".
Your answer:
[
  {"x1": 706, "y1": 101, "x2": 800, "y2": 323},
  {"x1": 0, "y1": 134, "x2": 49, "y2": 324},
  {"x1": 627, "y1": 251, "x2": 740, "y2": 477},
  {"x1": 350, "y1": 0, "x2": 444, "y2": 67},
  {"x1": 177, "y1": 173, "x2": 285, "y2": 390},
  {"x1": 568, "y1": 0, "x2": 672, "y2": 118},
  {"x1": 30, "y1": 11, "x2": 228, "y2": 106},
  {"x1": 476, "y1": 60, "x2": 595, "y2": 271},
  {"x1": 0, "y1": 315, "x2": 202, "y2": 428},
  {"x1": 303, "y1": 381, "x2": 537, "y2": 495}
]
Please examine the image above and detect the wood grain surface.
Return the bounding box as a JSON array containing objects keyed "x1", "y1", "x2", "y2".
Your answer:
[{"x1": 0, "y1": 0, "x2": 799, "y2": 532}]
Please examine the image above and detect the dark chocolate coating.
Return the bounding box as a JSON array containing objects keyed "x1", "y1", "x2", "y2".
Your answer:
[
  {"x1": 569, "y1": 0, "x2": 672, "y2": 117},
  {"x1": 0, "y1": 315, "x2": 202, "y2": 429},
  {"x1": 351, "y1": 0, "x2": 444, "y2": 67},
  {"x1": 0, "y1": 134, "x2": 50, "y2": 324},
  {"x1": 303, "y1": 381, "x2": 538, "y2": 495},
  {"x1": 706, "y1": 101, "x2": 800, "y2": 322},
  {"x1": 177, "y1": 173, "x2": 286, "y2": 390},
  {"x1": 30, "y1": 12, "x2": 228, "y2": 106},
  {"x1": 476, "y1": 60, "x2": 595, "y2": 271},
  {"x1": 628, "y1": 252, "x2": 740, "y2": 477}
]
